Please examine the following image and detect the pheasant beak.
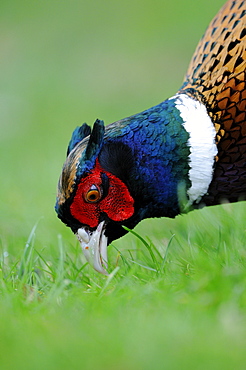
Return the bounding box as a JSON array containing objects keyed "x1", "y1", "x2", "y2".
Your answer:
[{"x1": 76, "y1": 221, "x2": 109, "y2": 275}]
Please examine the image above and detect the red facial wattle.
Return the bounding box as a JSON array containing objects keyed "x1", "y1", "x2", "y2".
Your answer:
[{"x1": 70, "y1": 160, "x2": 134, "y2": 228}]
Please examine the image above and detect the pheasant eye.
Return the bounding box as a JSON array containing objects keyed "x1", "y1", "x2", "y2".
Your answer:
[{"x1": 85, "y1": 185, "x2": 101, "y2": 203}]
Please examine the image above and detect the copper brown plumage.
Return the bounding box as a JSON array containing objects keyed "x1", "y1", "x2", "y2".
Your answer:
[{"x1": 180, "y1": 0, "x2": 246, "y2": 204}]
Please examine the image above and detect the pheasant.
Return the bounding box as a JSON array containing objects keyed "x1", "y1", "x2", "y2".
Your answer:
[{"x1": 55, "y1": 0, "x2": 246, "y2": 274}]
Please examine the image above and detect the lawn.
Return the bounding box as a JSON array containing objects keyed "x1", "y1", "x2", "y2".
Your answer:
[{"x1": 1, "y1": 0, "x2": 246, "y2": 369}]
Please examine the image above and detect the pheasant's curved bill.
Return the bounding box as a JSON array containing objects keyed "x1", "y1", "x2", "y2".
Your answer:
[{"x1": 76, "y1": 221, "x2": 109, "y2": 275}]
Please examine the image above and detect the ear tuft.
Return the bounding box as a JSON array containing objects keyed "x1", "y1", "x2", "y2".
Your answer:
[
  {"x1": 84, "y1": 119, "x2": 105, "y2": 160},
  {"x1": 67, "y1": 123, "x2": 91, "y2": 156},
  {"x1": 76, "y1": 119, "x2": 105, "y2": 178}
]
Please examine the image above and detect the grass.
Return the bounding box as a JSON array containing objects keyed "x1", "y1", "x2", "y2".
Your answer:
[
  {"x1": 1, "y1": 202, "x2": 246, "y2": 369},
  {"x1": 2, "y1": 0, "x2": 246, "y2": 368}
]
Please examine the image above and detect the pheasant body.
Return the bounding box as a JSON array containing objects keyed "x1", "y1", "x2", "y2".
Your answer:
[
  {"x1": 56, "y1": 0, "x2": 246, "y2": 274},
  {"x1": 181, "y1": 0, "x2": 246, "y2": 204}
]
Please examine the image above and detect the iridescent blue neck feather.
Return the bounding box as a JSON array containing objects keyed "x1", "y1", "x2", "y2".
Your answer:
[{"x1": 102, "y1": 97, "x2": 191, "y2": 223}]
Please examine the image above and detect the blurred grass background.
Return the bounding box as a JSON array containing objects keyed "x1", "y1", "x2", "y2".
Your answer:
[{"x1": 2, "y1": 1, "x2": 246, "y2": 369}]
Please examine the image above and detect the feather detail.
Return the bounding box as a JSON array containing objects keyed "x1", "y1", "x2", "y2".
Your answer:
[
  {"x1": 67, "y1": 123, "x2": 91, "y2": 156},
  {"x1": 173, "y1": 94, "x2": 217, "y2": 204}
]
